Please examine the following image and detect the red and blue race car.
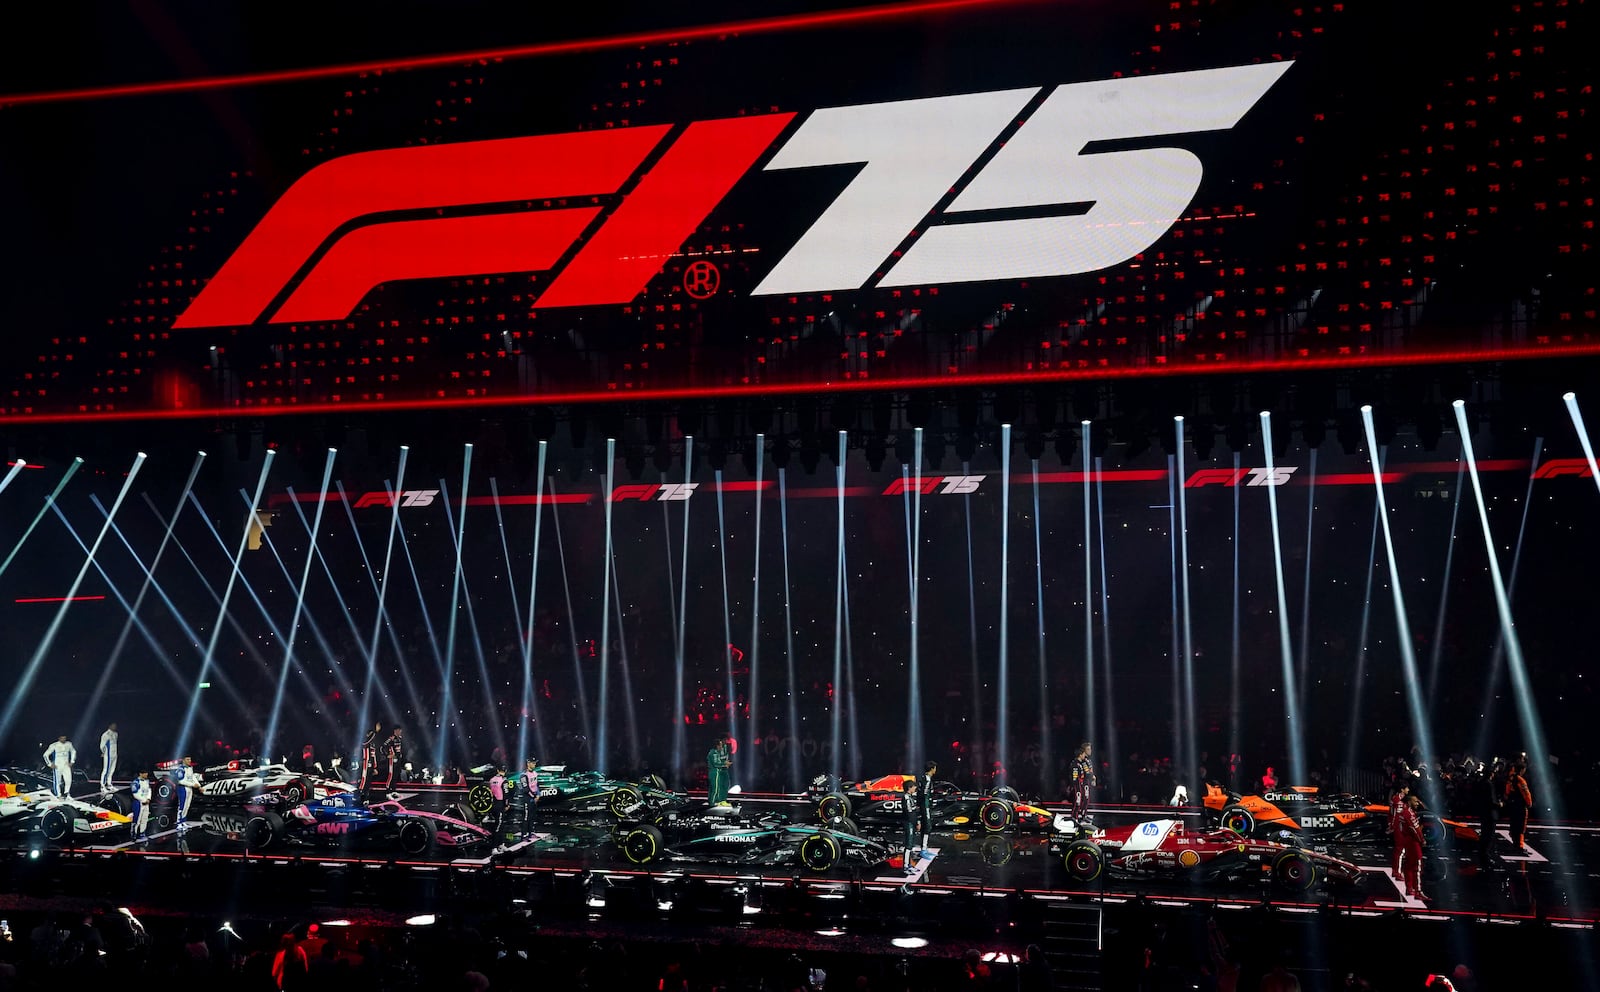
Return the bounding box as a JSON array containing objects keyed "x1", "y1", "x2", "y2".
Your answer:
[
  {"x1": 808, "y1": 773, "x2": 1053, "y2": 833},
  {"x1": 242, "y1": 791, "x2": 490, "y2": 855}
]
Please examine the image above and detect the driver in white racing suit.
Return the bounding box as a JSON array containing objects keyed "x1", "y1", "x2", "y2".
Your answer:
[
  {"x1": 43, "y1": 736, "x2": 76, "y2": 797},
  {"x1": 131, "y1": 770, "x2": 152, "y2": 841},
  {"x1": 174, "y1": 757, "x2": 201, "y2": 831},
  {"x1": 99, "y1": 723, "x2": 119, "y2": 791}
]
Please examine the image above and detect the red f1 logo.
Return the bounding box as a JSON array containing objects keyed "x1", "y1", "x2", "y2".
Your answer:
[
  {"x1": 174, "y1": 64, "x2": 1290, "y2": 327},
  {"x1": 1533, "y1": 458, "x2": 1596, "y2": 479}
]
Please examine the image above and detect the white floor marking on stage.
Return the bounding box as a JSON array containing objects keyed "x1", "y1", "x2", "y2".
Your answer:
[
  {"x1": 102, "y1": 828, "x2": 178, "y2": 850},
  {"x1": 875, "y1": 847, "x2": 938, "y2": 884},
  {"x1": 1498, "y1": 829, "x2": 1549, "y2": 863},
  {"x1": 494, "y1": 834, "x2": 548, "y2": 856},
  {"x1": 1368, "y1": 867, "x2": 1429, "y2": 909}
]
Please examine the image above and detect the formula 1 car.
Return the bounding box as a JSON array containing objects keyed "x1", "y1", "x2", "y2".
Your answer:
[
  {"x1": 153, "y1": 759, "x2": 354, "y2": 809},
  {"x1": 617, "y1": 805, "x2": 889, "y2": 872},
  {"x1": 0, "y1": 772, "x2": 132, "y2": 842},
  {"x1": 1202, "y1": 785, "x2": 1478, "y2": 845},
  {"x1": 465, "y1": 765, "x2": 684, "y2": 822},
  {"x1": 241, "y1": 791, "x2": 491, "y2": 855},
  {"x1": 1050, "y1": 816, "x2": 1365, "y2": 892},
  {"x1": 808, "y1": 773, "x2": 1053, "y2": 833}
]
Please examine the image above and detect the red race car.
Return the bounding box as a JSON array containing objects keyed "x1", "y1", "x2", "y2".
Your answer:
[{"x1": 1049, "y1": 817, "x2": 1365, "y2": 892}]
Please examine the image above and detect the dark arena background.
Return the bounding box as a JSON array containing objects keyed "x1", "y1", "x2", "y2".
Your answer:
[{"x1": 1, "y1": 1, "x2": 1597, "y2": 989}]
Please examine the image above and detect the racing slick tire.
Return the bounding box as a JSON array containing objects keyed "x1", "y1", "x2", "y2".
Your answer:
[
  {"x1": 98, "y1": 792, "x2": 131, "y2": 816},
  {"x1": 154, "y1": 780, "x2": 175, "y2": 804},
  {"x1": 1220, "y1": 806, "x2": 1256, "y2": 837},
  {"x1": 993, "y1": 786, "x2": 1021, "y2": 804},
  {"x1": 609, "y1": 785, "x2": 644, "y2": 819},
  {"x1": 467, "y1": 784, "x2": 496, "y2": 817},
  {"x1": 244, "y1": 811, "x2": 286, "y2": 851},
  {"x1": 981, "y1": 834, "x2": 1014, "y2": 867},
  {"x1": 979, "y1": 798, "x2": 1015, "y2": 833},
  {"x1": 621, "y1": 824, "x2": 665, "y2": 865},
  {"x1": 817, "y1": 791, "x2": 851, "y2": 824},
  {"x1": 397, "y1": 817, "x2": 438, "y2": 856},
  {"x1": 1062, "y1": 840, "x2": 1104, "y2": 883},
  {"x1": 799, "y1": 833, "x2": 842, "y2": 872},
  {"x1": 442, "y1": 803, "x2": 478, "y2": 826},
  {"x1": 835, "y1": 817, "x2": 862, "y2": 837},
  {"x1": 643, "y1": 773, "x2": 667, "y2": 792},
  {"x1": 1273, "y1": 849, "x2": 1318, "y2": 892},
  {"x1": 40, "y1": 808, "x2": 73, "y2": 843}
]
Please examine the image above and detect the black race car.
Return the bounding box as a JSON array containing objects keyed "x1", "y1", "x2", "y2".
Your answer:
[
  {"x1": 617, "y1": 805, "x2": 889, "y2": 872},
  {"x1": 466, "y1": 765, "x2": 685, "y2": 822},
  {"x1": 808, "y1": 773, "x2": 1054, "y2": 833}
]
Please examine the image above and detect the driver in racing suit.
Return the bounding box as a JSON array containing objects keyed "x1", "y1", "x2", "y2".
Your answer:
[
  {"x1": 381, "y1": 727, "x2": 404, "y2": 792},
  {"x1": 130, "y1": 770, "x2": 152, "y2": 841},
  {"x1": 918, "y1": 761, "x2": 938, "y2": 857},
  {"x1": 488, "y1": 767, "x2": 507, "y2": 831},
  {"x1": 359, "y1": 722, "x2": 381, "y2": 793},
  {"x1": 174, "y1": 757, "x2": 201, "y2": 831},
  {"x1": 99, "y1": 723, "x2": 118, "y2": 791},
  {"x1": 43, "y1": 736, "x2": 76, "y2": 797},
  {"x1": 1070, "y1": 742, "x2": 1095, "y2": 823},
  {"x1": 1393, "y1": 794, "x2": 1428, "y2": 901},
  {"x1": 518, "y1": 759, "x2": 541, "y2": 832},
  {"x1": 902, "y1": 776, "x2": 922, "y2": 874}
]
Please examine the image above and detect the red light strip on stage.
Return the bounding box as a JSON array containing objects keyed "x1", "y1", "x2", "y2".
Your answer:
[
  {"x1": 5, "y1": 460, "x2": 44, "y2": 469},
  {"x1": 0, "y1": 0, "x2": 1028, "y2": 107},
  {"x1": 15, "y1": 595, "x2": 106, "y2": 604},
  {"x1": 6, "y1": 341, "x2": 1599, "y2": 426}
]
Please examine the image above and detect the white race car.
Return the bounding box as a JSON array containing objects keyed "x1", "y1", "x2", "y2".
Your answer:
[
  {"x1": 0, "y1": 769, "x2": 131, "y2": 841},
  {"x1": 154, "y1": 759, "x2": 355, "y2": 808}
]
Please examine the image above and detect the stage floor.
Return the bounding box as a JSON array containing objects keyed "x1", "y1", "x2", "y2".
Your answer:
[{"x1": 6, "y1": 789, "x2": 1594, "y2": 929}]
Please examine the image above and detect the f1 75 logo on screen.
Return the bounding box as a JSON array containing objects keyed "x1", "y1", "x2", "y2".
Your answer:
[
  {"x1": 1184, "y1": 467, "x2": 1298, "y2": 488},
  {"x1": 882, "y1": 475, "x2": 986, "y2": 495},
  {"x1": 352, "y1": 489, "x2": 439, "y2": 508},
  {"x1": 609, "y1": 483, "x2": 699, "y2": 502},
  {"x1": 173, "y1": 63, "x2": 1292, "y2": 328}
]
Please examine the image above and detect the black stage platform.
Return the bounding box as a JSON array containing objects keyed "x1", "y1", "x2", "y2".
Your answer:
[{"x1": 4, "y1": 788, "x2": 1593, "y2": 925}]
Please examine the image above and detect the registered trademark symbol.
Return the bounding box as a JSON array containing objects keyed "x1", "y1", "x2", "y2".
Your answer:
[{"x1": 683, "y1": 259, "x2": 721, "y2": 299}]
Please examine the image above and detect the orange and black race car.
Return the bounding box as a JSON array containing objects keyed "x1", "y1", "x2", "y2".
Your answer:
[{"x1": 1202, "y1": 784, "x2": 1478, "y2": 845}]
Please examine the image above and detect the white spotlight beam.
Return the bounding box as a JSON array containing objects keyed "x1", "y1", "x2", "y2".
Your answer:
[
  {"x1": 1259, "y1": 413, "x2": 1307, "y2": 785},
  {"x1": 0, "y1": 458, "x2": 24, "y2": 496},
  {"x1": 1359, "y1": 406, "x2": 1437, "y2": 784},
  {"x1": 1175, "y1": 416, "x2": 1197, "y2": 794},
  {"x1": 263, "y1": 448, "x2": 338, "y2": 761},
  {"x1": 996, "y1": 423, "x2": 1013, "y2": 779},
  {"x1": 0, "y1": 458, "x2": 85, "y2": 579},
  {"x1": 1082, "y1": 422, "x2": 1095, "y2": 757},
  {"x1": 354, "y1": 447, "x2": 410, "y2": 769},
  {"x1": 598, "y1": 439, "x2": 617, "y2": 775},
  {"x1": 1451, "y1": 400, "x2": 1570, "y2": 843},
  {"x1": 174, "y1": 449, "x2": 274, "y2": 753},
  {"x1": 1562, "y1": 392, "x2": 1600, "y2": 498},
  {"x1": 672, "y1": 436, "x2": 693, "y2": 780}
]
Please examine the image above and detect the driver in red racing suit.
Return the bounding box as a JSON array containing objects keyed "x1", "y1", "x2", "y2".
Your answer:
[{"x1": 1393, "y1": 794, "x2": 1428, "y2": 901}]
